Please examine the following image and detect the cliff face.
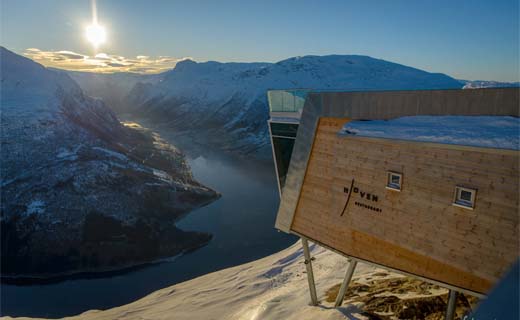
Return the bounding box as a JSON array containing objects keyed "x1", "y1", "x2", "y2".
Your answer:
[{"x1": 0, "y1": 47, "x2": 219, "y2": 277}]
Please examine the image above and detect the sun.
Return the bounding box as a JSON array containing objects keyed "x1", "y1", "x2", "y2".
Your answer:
[{"x1": 86, "y1": 24, "x2": 106, "y2": 47}]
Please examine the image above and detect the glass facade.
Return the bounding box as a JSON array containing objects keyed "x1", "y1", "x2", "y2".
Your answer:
[
  {"x1": 267, "y1": 90, "x2": 307, "y2": 196},
  {"x1": 270, "y1": 122, "x2": 299, "y2": 138},
  {"x1": 267, "y1": 89, "x2": 309, "y2": 113},
  {"x1": 270, "y1": 123, "x2": 298, "y2": 192}
]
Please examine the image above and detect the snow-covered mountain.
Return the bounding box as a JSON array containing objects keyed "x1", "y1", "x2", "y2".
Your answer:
[
  {"x1": 0, "y1": 47, "x2": 219, "y2": 277},
  {"x1": 123, "y1": 55, "x2": 463, "y2": 158},
  {"x1": 460, "y1": 79, "x2": 520, "y2": 89}
]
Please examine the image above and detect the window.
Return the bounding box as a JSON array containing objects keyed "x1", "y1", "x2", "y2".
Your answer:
[
  {"x1": 271, "y1": 135, "x2": 296, "y2": 194},
  {"x1": 453, "y1": 186, "x2": 477, "y2": 209},
  {"x1": 386, "y1": 171, "x2": 402, "y2": 191},
  {"x1": 270, "y1": 122, "x2": 299, "y2": 138}
]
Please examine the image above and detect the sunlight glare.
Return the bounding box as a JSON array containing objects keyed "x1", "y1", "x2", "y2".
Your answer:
[{"x1": 86, "y1": 24, "x2": 106, "y2": 47}]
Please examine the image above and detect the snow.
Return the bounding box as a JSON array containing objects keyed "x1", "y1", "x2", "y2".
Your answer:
[
  {"x1": 152, "y1": 169, "x2": 172, "y2": 182},
  {"x1": 56, "y1": 146, "x2": 81, "y2": 160},
  {"x1": 123, "y1": 54, "x2": 463, "y2": 157},
  {"x1": 91, "y1": 146, "x2": 128, "y2": 161},
  {"x1": 2, "y1": 47, "x2": 219, "y2": 274},
  {"x1": 25, "y1": 200, "x2": 45, "y2": 216},
  {"x1": 340, "y1": 116, "x2": 520, "y2": 150},
  {"x1": 138, "y1": 55, "x2": 462, "y2": 112},
  {"x1": 6, "y1": 241, "x2": 452, "y2": 320},
  {"x1": 461, "y1": 80, "x2": 520, "y2": 89}
]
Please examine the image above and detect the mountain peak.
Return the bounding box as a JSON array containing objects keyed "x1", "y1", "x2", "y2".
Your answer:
[
  {"x1": 1, "y1": 46, "x2": 82, "y2": 99},
  {"x1": 173, "y1": 58, "x2": 198, "y2": 70},
  {"x1": 1, "y1": 46, "x2": 47, "y2": 76}
]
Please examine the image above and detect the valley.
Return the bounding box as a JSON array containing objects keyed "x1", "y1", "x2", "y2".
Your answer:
[
  {"x1": 0, "y1": 47, "x2": 219, "y2": 279},
  {"x1": 2, "y1": 46, "x2": 509, "y2": 318},
  {"x1": 1, "y1": 118, "x2": 295, "y2": 318}
]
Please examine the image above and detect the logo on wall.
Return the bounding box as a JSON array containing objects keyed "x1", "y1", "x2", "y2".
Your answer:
[{"x1": 340, "y1": 179, "x2": 382, "y2": 216}]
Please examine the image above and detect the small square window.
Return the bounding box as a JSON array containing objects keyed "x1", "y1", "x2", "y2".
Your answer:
[
  {"x1": 453, "y1": 186, "x2": 477, "y2": 209},
  {"x1": 386, "y1": 172, "x2": 402, "y2": 191}
]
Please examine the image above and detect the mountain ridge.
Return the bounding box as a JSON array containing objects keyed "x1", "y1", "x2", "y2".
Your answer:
[
  {"x1": 61, "y1": 55, "x2": 519, "y2": 160},
  {"x1": 120, "y1": 54, "x2": 463, "y2": 158},
  {"x1": 0, "y1": 47, "x2": 219, "y2": 277}
]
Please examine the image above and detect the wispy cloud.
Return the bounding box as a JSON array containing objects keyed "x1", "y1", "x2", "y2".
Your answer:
[{"x1": 23, "y1": 48, "x2": 189, "y2": 74}]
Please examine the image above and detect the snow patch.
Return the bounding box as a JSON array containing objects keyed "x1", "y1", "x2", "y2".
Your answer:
[
  {"x1": 25, "y1": 200, "x2": 46, "y2": 216},
  {"x1": 56, "y1": 145, "x2": 81, "y2": 160},
  {"x1": 340, "y1": 116, "x2": 520, "y2": 150},
  {"x1": 92, "y1": 146, "x2": 128, "y2": 160},
  {"x1": 153, "y1": 169, "x2": 172, "y2": 182}
]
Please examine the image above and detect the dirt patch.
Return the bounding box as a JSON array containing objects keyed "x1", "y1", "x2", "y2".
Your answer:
[{"x1": 326, "y1": 275, "x2": 479, "y2": 320}]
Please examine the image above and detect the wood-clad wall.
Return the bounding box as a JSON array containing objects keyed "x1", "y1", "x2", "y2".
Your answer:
[{"x1": 291, "y1": 117, "x2": 519, "y2": 294}]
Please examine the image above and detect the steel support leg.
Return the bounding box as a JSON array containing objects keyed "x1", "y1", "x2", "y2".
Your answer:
[
  {"x1": 334, "y1": 259, "x2": 358, "y2": 307},
  {"x1": 445, "y1": 290, "x2": 458, "y2": 320},
  {"x1": 301, "y1": 238, "x2": 318, "y2": 306}
]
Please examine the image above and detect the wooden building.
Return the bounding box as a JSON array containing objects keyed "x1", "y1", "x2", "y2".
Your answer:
[{"x1": 268, "y1": 88, "x2": 520, "y2": 317}]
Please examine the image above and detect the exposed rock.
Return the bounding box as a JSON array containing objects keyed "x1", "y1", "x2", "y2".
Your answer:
[
  {"x1": 326, "y1": 275, "x2": 479, "y2": 320},
  {"x1": 0, "y1": 47, "x2": 219, "y2": 278}
]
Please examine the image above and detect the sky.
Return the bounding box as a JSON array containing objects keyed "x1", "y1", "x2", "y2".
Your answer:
[{"x1": 1, "y1": 0, "x2": 519, "y2": 81}]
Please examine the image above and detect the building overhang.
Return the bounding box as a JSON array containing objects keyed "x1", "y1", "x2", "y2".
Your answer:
[
  {"x1": 276, "y1": 87, "x2": 520, "y2": 232},
  {"x1": 273, "y1": 87, "x2": 520, "y2": 297}
]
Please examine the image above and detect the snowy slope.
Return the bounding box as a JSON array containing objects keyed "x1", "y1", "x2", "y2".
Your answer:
[
  {"x1": 460, "y1": 80, "x2": 520, "y2": 89},
  {"x1": 341, "y1": 116, "x2": 520, "y2": 150},
  {"x1": 124, "y1": 55, "x2": 463, "y2": 158},
  {"x1": 6, "y1": 242, "x2": 362, "y2": 320},
  {"x1": 8, "y1": 241, "x2": 479, "y2": 320},
  {"x1": 0, "y1": 47, "x2": 219, "y2": 277}
]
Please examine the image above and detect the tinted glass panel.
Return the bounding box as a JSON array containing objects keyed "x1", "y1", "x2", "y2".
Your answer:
[
  {"x1": 270, "y1": 123, "x2": 299, "y2": 138},
  {"x1": 460, "y1": 190, "x2": 472, "y2": 201},
  {"x1": 267, "y1": 90, "x2": 309, "y2": 113},
  {"x1": 272, "y1": 137, "x2": 295, "y2": 191}
]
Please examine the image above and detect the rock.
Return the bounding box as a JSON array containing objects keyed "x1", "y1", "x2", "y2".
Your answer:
[{"x1": 0, "y1": 47, "x2": 219, "y2": 278}]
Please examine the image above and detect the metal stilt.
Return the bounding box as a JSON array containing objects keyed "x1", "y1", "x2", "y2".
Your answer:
[
  {"x1": 445, "y1": 290, "x2": 458, "y2": 320},
  {"x1": 334, "y1": 259, "x2": 358, "y2": 307},
  {"x1": 301, "y1": 237, "x2": 318, "y2": 306}
]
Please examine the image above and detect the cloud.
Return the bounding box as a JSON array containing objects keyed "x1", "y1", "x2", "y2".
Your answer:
[
  {"x1": 106, "y1": 62, "x2": 126, "y2": 67},
  {"x1": 22, "y1": 48, "x2": 190, "y2": 74},
  {"x1": 56, "y1": 51, "x2": 85, "y2": 60}
]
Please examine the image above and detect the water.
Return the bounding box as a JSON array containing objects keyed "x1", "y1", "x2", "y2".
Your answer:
[{"x1": 1, "y1": 126, "x2": 296, "y2": 318}]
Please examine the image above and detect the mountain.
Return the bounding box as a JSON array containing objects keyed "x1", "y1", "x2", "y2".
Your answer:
[
  {"x1": 121, "y1": 55, "x2": 463, "y2": 159},
  {"x1": 460, "y1": 79, "x2": 520, "y2": 89},
  {"x1": 64, "y1": 70, "x2": 160, "y2": 113},
  {"x1": 0, "y1": 47, "x2": 219, "y2": 277}
]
